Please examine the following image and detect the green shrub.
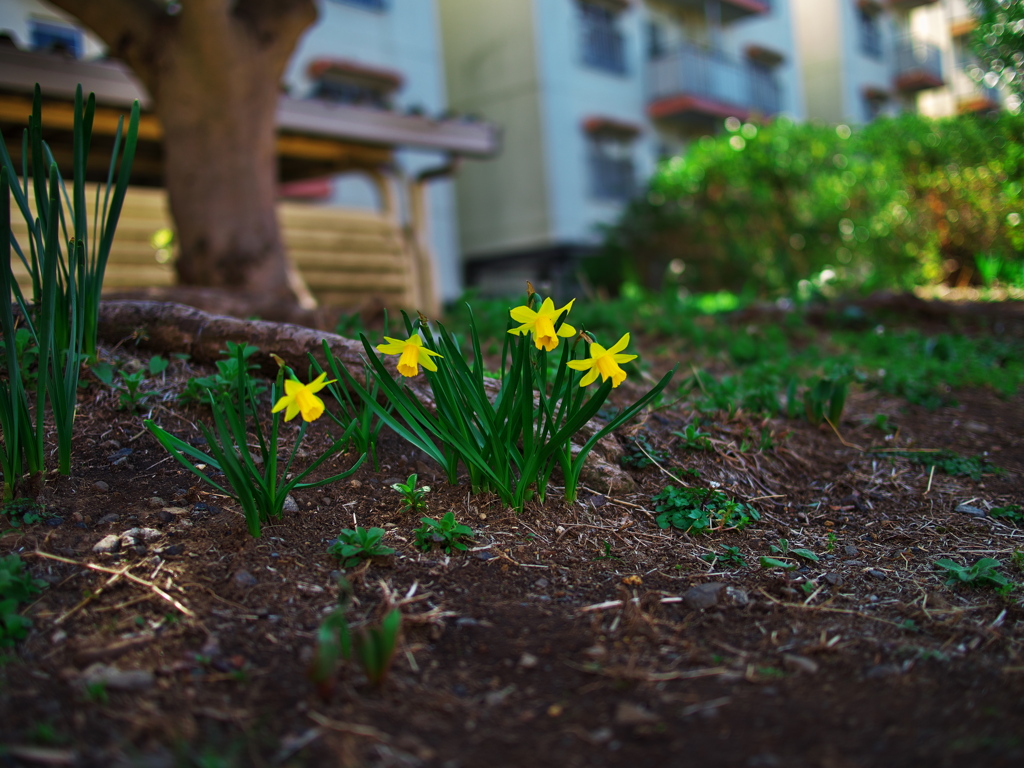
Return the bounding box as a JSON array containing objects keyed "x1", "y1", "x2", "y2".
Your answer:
[{"x1": 601, "y1": 111, "x2": 1024, "y2": 296}]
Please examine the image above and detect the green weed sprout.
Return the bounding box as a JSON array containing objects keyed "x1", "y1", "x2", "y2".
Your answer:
[
  {"x1": 701, "y1": 545, "x2": 747, "y2": 568},
  {"x1": 934, "y1": 557, "x2": 1012, "y2": 590},
  {"x1": 391, "y1": 473, "x2": 430, "y2": 514},
  {"x1": 804, "y1": 373, "x2": 850, "y2": 426},
  {"x1": 989, "y1": 504, "x2": 1023, "y2": 527},
  {"x1": 0, "y1": 86, "x2": 139, "y2": 499},
  {"x1": 654, "y1": 485, "x2": 760, "y2": 534},
  {"x1": 146, "y1": 348, "x2": 365, "y2": 537},
  {"x1": 92, "y1": 355, "x2": 168, "y2": 411},
  {"x1": 760, "y1": 538, "x2": 819, "y2": 570},
  {"x1": 673, "y1": 424, "x2": 713, "y2": 451},
  {"x1": 326, "y1": 286, "x2": 674, "y2": 511},
  {"x1": 414, "y1": 511, "x2": 474, "y2": 554},
  {"x1": 327, "y1": 527, "x2": 395, "y2": 569},
  {"x1": 0, "y1": 554, "x2": 47, "y2": 646},
  {"x1": 178, "y1": 342, "x2": 266, "y2": 405},
  {"x1": 1, "y1": 497, "x2": 48, "y2": 528},
  {"x1": 308, "y1": 578, "x2": 402, "y2": 694}
]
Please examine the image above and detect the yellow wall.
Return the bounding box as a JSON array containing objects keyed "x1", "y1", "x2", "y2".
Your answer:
[
  {"x1": 437, "y1": 0, "x2": 549, "y2": 257},
  {"x1": 791, "y1": 0, "x2": 843, "y2": 123}
]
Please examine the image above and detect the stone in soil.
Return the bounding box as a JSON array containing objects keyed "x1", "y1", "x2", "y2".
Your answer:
[{"x1": 683, "y1": 582, "x2": 726, "y2": 610}]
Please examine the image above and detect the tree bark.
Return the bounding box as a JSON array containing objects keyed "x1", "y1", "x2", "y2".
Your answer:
[{"x1": 47, "y1": 0, "x2": 319, "y2": 309}]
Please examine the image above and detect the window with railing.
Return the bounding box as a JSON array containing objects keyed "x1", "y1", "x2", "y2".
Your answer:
[
  {"x1": 587, "y1": 132, "x2": 636, "y2": 202},
  {"x1": 311, "y1": 79, "x2": 392, "y2": 109},
  {"x1": 862, "y1": 89, "x2": 888, "y2": 121},
  {"x1": 579, "y1": 1, "x2": 627, "y2": 75},
  {"x1": 857, "y1": 6, "x2": 883, "y2": 59},
  {"x1": 29, "y1": 19, "x2": 81, "y2": 57},
  {"x1": 329, "y1": 0, "x2": 388, "y2": 11}
]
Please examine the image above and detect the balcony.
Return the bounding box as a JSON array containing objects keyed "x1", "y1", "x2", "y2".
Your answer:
[
  {"x1": 887, "y1": 0, "x2": 939, "y2": 9},
  {"x1": 951, "y1": 68, "x2": 1002, "y2": 113},
  {"x1": 647, "y1": 45, "x2": 780, "y2": 124},
  {"x1": 663, "y1": 0, "x2": 771, "y2": 24},
  {"x1": 893, "y1": 38, "x2": 944, "y2": 91}
]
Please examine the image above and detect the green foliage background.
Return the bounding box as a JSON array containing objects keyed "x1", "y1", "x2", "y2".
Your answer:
[
  {"x1": 971, "y1": 0, "x2": 1024, "y2": 104},
  {"x1": 598, "y1": 111, "x2": 1024, "y2": 296}
]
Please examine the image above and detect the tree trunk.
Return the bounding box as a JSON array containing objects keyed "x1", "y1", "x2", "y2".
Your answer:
[{"x1": 47, "y1": 0, "x2": 318, "y2": 311}]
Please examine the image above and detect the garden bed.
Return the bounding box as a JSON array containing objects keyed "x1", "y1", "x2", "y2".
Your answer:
[{"x1": 2, "y1": 298, "x2": 1023, "y2": 767}]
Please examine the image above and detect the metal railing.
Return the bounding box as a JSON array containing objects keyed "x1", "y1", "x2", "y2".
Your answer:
[
  {"x1": 894, "y1": 38, "x2": 943, "y2": 84},
  {"x1": 588, "y1": 151, "x2": 635, "y2": 201},
  {"x1": 648, "y1": 44, "x2": 781, "y2": 116},
  {"x1": 580, "y1": 9, "x2": 627, "y2": 74}
]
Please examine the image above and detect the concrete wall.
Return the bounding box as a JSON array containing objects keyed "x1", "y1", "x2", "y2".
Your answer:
[
  {"x1": 727, "y1": 0, "x2": 807, "y2": 121},
  {"x1": 792, "y1": 0, "x2": 843, "y2": 122},
  {"x1": 437, "y1": 0, "x2": 550, "y2": 258},
  {"x1": 533, "y1": 0, "x2": 651, "y2": 248}
]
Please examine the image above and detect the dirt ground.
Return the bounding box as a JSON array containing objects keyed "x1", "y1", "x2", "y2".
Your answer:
[{"x1": 2, "y1": 300, "x2": 1023, "y2": 768}]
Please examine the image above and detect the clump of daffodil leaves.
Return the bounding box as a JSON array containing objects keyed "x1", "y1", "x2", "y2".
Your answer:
[
  {"x1": 326, "y1": 283, "x2": 675, "y2": 511},
  {"x1": 146, "y1": 349, "x2": 364, "y2": 537}
]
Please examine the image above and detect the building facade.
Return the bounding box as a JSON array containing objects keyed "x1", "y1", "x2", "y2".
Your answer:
[
  {"x1": 792, "y1": 0, "x2": 937, "y2": 124},
  {"x1": 438, "y1": 0, "x2": 805, "y2": 295},
  {"x1": 907, "y1": 0, "x2": 1014, "y2": 117}
]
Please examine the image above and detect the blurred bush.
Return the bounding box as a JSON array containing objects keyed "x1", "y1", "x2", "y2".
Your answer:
[{"x1": 596, "y1": 111, "x2": 1024, "y2": 297}]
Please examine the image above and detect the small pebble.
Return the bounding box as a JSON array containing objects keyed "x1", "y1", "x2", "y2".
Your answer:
[
  {"x1": 614, "y1": 702, "x2": 659, "y2": 726},
  {"x1": 82, "y1": 664, "x2": 154, "y2": 692},
  {"x1": 955, "y1": 504, "x2": 985, "y2": 517},
  {"x1": 93, "y1": 481, "x2": 110, "y2": 493},
  {"x1": 867, "y1": 569, "x2": 887, "y2": 580},
  {"x1": 282, "y1": 496, "x2": 299, "y2": 513},
  {"x1": 232, "y1": 569, "x2": 258, "y2": 588},
  {"x1": 843, "y1": 545, "x2": 859, "y2": 557},
  {"x1": 823, "y1": 573, "x2": 844, "y2": 587},
  {"x1": 782, "y1": 654, "x2": 819, "y2": 675},
  {"x1": 97, "y1": 513, "x2": 119, "y2": 525},
  {"x1": 683, "y1": 582, "x2": 726, "y2": 610},
  {"x1": 146, "y1": 497, "x2": 166, "y2": 508},
  {"x1": 92, "y1": 534, "x2": 120, "y2": 554},
  {"x1": 518, "y1": 653, "x2": 539, "y2": 669}
]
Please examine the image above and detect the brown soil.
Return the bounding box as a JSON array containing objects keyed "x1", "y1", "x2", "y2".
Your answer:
[{"x1": 2, "y1": 303, "x2": 1023, "y2": 768}]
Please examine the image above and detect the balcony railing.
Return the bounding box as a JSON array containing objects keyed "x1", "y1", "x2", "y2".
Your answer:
[
  {"x1": 951, "y1": 68, "x2": 1002, "y2": 112},
  {"x1": 887, "y1": 0, "x2": 939, "y2": 9},
  {"x1": 665, "y1": 0, "x2": 771, "y2": 23},
  {"x1": 647, "y1": 45, "x2": 781, "y2": 121},
  {"x1": 893, "y1": 38, "x2": 944, "y2": 91}
]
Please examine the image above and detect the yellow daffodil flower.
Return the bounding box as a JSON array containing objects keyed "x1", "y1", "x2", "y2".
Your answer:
[
  {"x1": 272, "y1": 372, "x2": 335, "y2": 422},
  {"x1": 508, "y1": 297, "x2": 577, "y2": 351},
  {"x1": 376, "y1": 334, "x2": 443, "y2": 377},
  {"x1": 567, "y1": 333, "x2": 637, "y2": 388}
]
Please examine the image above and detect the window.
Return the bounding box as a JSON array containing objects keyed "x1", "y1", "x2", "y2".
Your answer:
[
  {"x1": 307, "y1": 58, "x2": 402, "y2": 110},
  {"x1": 311, "y1": 79, "x2": 391, "y2": 109},
  {"x1": 587, "y1": 132, "x2": 636, "y2": 202},
  {"x1": 579, "y1": 2, "x2": 627, "y2": 74},
  {"x1": 862, "y1": 89, "x2": 888, "y2": 121},
  {"x1": 329, "y1": 0, "x2": 388, "y2": 11},
  {"x1": 857, "y1": 6, "x2": 882, "y2": 59},
  {"x1": 647, "y1": 20, "x2": 668, "y2": 61},
  {"x1": 29, "y1": 19, "x2": 81, "y2": 57}
]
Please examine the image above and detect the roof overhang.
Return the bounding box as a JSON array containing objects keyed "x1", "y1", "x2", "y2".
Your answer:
[{"x1": 0, "y1": 47, "x2": 500, "y2": 186}]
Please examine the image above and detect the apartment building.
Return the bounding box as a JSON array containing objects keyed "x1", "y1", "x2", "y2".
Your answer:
[
  {"x1": 0, "y1": 0, "x2": 497, "y2": 308},
  {"x1": 907, "y1": 0, "x2": 1013, "y2": 117},
  {"x1": 792, "y1": 0, "x2": 938, "y2": 123},
  {"x1": 437, "y1": 0, "x2": 805, "y2": 295}
]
